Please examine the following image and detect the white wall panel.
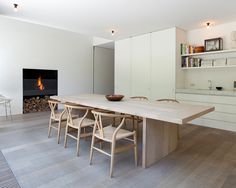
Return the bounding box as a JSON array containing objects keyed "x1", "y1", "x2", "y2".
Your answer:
[
  {"x1": 94, "y1": 47, "x2": 114, "y2": 94},
  {"x1": 0, "y1": 16, "x2": 93, "y2": 115}
]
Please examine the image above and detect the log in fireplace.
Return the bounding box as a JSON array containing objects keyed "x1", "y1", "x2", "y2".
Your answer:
[{"x1": 23, "y1": 68, "x2": 58, "y2": 113}]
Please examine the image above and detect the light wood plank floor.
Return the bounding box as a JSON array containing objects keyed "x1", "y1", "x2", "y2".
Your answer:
[{"x1": 1, "y1": 112, "x2": 236, "y2": 188}]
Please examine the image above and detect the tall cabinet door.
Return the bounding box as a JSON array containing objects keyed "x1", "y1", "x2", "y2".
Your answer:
[
  {"x1": 131, "y1": 33, "x2": 151, "y2": 97},
  {"x1": 114, "y1": 38, "x2": 131, "y2": 96},
  {"x1": 150, "y1": 28, "x2": 176, "y2": 100}
]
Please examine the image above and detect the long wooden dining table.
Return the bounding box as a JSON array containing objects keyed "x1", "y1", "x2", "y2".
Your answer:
[{"x1": 51, "y1": 94, "x2": 214, "y2": 168}]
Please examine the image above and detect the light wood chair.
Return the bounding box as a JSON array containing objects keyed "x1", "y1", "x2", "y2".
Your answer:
[
  {"x1": 48, "y1": 99, "x2": 68, "y2": 144},
  {"x1": 89, "y1": 110, "x2": 137, "y2": 178},
  {"x1": 0, "y1": 96, "x2": 12, "y2": 120},
  {"x1": 64, "y1": 104, "x2": 95, "y2": 156},
  {"x1": 156, "y1": 99, "x2": 180, "y2": 138}
]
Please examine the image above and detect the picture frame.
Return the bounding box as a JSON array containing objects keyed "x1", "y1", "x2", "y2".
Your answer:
[{"x1": 204, "y1": 37, "x2": 223, "y2": 52}]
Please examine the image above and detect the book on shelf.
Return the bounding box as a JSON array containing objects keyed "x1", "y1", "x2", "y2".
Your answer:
[
  {"x1": 181, "y1": 43, "x2": 194, "y2": 55},
  {"x1": 182, "y1": 57, "x2": 202, "y2": 68}
]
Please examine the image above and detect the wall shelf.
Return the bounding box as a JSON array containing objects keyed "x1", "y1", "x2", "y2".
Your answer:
[
  {"x1": 181, "y1": 65, "x2": 236, "y2": 70},
  {"x1": 181, "y1": 49, "x2": 236, "y2": 57},
  {"x1": 181, "y1": 48, "x2": 236, "y2": 69}
]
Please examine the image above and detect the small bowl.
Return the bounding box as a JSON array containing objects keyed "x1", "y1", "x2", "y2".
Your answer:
[
  {"x1": 105, "y1": 94, "x2": 124, "y2": 101},
  {"x1": 216, "y1": 87, "x2": 223, "y2": 91}
]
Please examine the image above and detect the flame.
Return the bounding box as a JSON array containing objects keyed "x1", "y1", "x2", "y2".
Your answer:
[{"x1": 37, "y1": 76, "x2": 44, "y2": 91}]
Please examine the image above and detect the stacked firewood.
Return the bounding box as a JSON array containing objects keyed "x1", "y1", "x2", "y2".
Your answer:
[{"x1": 23, "y1": 96, "x2": 50, "y2": 113}]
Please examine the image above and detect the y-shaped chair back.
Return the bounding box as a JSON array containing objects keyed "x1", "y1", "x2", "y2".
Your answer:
[
  {"x1": 130, "y1": 96, "x2": 148, "y2": 101},
  {"x1": 156, "y1": 99, "x2": 179, "y2": 103},
  {"x1": 48, "y1": 99, "x2": 60, "y2": 119},
  {"x1": 64, "y1": 104, "x2": 93, "y2": 128}
]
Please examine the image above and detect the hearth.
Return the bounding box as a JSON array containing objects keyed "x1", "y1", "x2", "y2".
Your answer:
[{"x1": 23, "y1": 69, "x2": 58, "y2": 113}]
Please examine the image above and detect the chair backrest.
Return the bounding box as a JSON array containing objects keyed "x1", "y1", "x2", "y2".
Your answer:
[
  {"x1": 157, "y1": 99, "x2": 179, "y2": 103},
  {"x1": 130, "y1": 96, "x2": 148, "y2": 101},
  {"x1": 64, "y1": 104, "x2": 93, "y2": 128},
  {"x1": 0, "y1": 98, "x2": 6, "y2": 104},
  {"x1": 91, "y1": 110, "x2": 130, "y2": 140},
  {"x1": 48, "y1": 99, "x2": 60, "y2": 119},
  {"x1": 0, "y1": 95, "x2": 11, "y2": 103}
]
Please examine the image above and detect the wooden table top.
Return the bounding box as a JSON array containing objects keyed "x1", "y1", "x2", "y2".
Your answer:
[{"x1": 51, "y1": 94, "x2": 214, "y2": 125}]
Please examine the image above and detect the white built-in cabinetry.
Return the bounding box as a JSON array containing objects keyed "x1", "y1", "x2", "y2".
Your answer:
[
  {"x1": 115, "y1": 28, "x2": 180, "y2": 100},
  {"x1": 114, "y1": 38, "x2": 131, "y2": 96},
  {"x1": 115, "y1": 26, "x2": 236, "y2": 132},
  {"x1": 131, "y1": 33, "x2": 151, "y2": 97},
  {"x1": 176, "y1": 92, "x2": 236, "y2": 132},
  {"x1": 150, "y1": 29, "x2": 176, "y2": 99}
]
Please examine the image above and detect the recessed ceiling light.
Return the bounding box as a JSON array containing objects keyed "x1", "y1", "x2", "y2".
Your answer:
[
  {"x1": 111, "y1": 30, "x2": 115, "y2": 36},
  {"x1": 13, "y1": 3, "x2": 18, "y2": 12},
  {"x1": 206, "y1": 22, "x2": 211, "y2": 29}
]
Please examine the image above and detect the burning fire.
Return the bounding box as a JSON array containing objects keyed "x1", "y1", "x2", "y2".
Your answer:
[{"x1": 37, "y1": 76, "x2": 44, "y2": 91}]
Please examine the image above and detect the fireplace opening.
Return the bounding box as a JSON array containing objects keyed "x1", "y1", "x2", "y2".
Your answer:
[{"x1": 23, "y1": 68, "x2": 58, "y2": 113}]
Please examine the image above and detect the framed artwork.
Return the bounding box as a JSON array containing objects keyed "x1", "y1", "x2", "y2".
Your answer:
[{"x1": 204, "y1": 38, "x2": 223, "y2": 52}]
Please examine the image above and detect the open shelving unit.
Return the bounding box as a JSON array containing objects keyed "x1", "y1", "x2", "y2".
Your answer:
[
  {"x1": 182, "y1": 65, "x2": 236, "y2": 70},
  {"x1": 181, "y1": 49, "x2": 236, "y2": 69},
  {"x1": 181, "y1": 49, "x2": 236, "y2": 57}
]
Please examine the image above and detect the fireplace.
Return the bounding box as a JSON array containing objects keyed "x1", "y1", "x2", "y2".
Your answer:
[{"x1": 23, "y1": 68, "x2": 58, "y2": 113}]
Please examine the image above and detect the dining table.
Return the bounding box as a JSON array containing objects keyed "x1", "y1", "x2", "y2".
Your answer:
[{"x1": 51, "y1": 94, "x2": 214, "y2": 168}]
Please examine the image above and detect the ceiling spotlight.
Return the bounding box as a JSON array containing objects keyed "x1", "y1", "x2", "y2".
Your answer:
[
  {"x1": 13, "y1": 3, "x2": 18, "y2": 12},
  {"x1": 206, "y1": 22, "x2": 210, "y2": 29},
  {"x1": 111, "y1": 30, "x2": 115, "y2": 36}
]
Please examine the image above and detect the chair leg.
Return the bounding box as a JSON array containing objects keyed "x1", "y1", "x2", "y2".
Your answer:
[
  {"x1": 64, "y1": 125, "x2": 69, "y2": 148},
  {"x1": 110, "y1": 141, "x2": 116, "y2": 178},
  {"x1": 135, "y1": 117, "x2": 139, "y2": 138},
  {"x1": 76, "y1": 128, "x2": 81, "y2": 156},
  {"x1": 57, "y1": 120, "x2": 62, "y2": 144},
  {"x1": 84, "y1": 127, "x2": 87, "y2": 141},
  {"x1": 89, "y1": 135, "x2": 95, "y2": 165},
  {"x1": 99, "y1": 140, "x2": 103, "y2": 149},
  {"x1": 124, "y1": 119, "x2": 127, "y2": 129},
  {"x1": 177, "y1": 125, "x2": 180, "y2": 139},
  {"x1": 4, "y1": 102, "x2": 7, "y2": 118},
  {"x1": 48, "y1": 118, "x2": 52, "y2": 138},
  {"x1": 9, "y1": 103, "x2": 12, "y2": 121},
  {"x1": 134, "y1": 132, "x2": 138, "y2": 167},
  {"x1": 112, "y1": 117, "x2": 116, "y2": 126}
]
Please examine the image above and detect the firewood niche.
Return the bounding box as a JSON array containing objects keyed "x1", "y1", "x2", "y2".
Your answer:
[{"x1": 23, "y1": 96, "x2": 50, "y2": 113}]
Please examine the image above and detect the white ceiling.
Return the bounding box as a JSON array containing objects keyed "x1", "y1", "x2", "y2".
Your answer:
[{"x1": 1, "y1": 0, "x2": 236, "y2": 40}]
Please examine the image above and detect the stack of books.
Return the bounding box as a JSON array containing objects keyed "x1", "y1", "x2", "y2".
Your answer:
[
  {"x1": 182, "y1": 57, "x2": 202, "y2": 68},
  {"x1": 181, "y1": 44, "x2": 194, "y2": 55}
]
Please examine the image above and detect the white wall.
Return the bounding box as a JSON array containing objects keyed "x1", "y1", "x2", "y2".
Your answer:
[
  {"x1": 187, "y1": 21, "x2": 236, "y2": 49},
  {"x1": 0, "y1": 16, "x2": 93, "y2": 115},
  {"x1": 182, "y1": 21, "x2": 236, "y2": 90},
  {"x1": 93, "y1": 47, "x2": 114, "y2": 94},
  {"x1": 176, "y1": 28, "x2": 187, "y2": 89},
  {"x1": 93, "y1": 37, "x2": 112, "y2": 46}
]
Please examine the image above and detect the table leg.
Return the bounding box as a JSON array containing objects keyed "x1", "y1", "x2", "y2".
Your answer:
[{"x1": 142, "y1": 118, "x2": 178, "y2": 168}]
